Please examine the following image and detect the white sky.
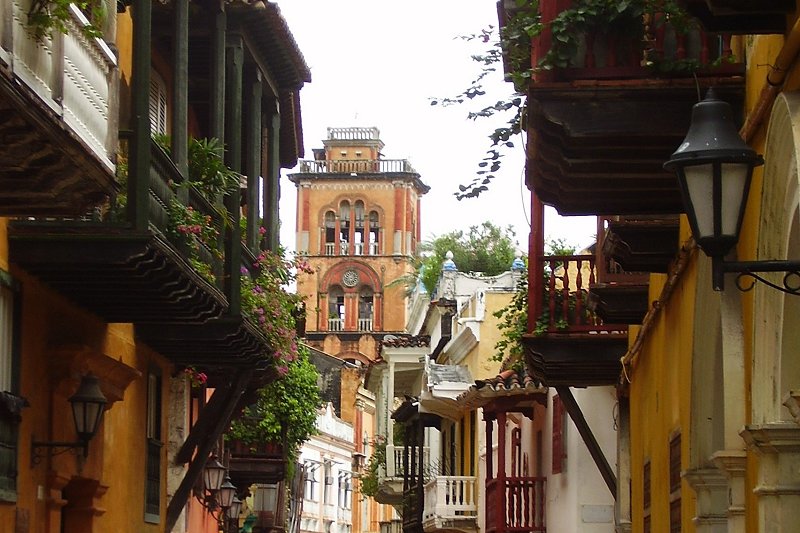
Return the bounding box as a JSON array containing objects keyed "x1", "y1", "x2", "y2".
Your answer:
[{"x1": 277, "y1": 0, "x2": 597, "y2": 254}]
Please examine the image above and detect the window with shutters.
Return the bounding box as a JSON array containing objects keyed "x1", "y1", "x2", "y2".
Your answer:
[
  {"x1": 149, "y1": 70, "x2": 168, "y2": 135},
  {"x1": 551, "y1": 394, "x2": 565, "y2": 474},
  {"x1": 144, "y1": 370, "x2": 162, "y2": 523},
  {"x1": 0, "y1": 271, "x2": 21, "y2": 502},
  {"x1": 643, "y1": 459, "x2": 651, "y2": 533},
  {"x1": 669, "y1": 433, "x2": 681, "y2": 532}
]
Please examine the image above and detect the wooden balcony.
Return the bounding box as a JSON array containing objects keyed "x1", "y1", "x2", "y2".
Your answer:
[
  {"x1": 422, "y1": 476, "x2": 478, "y2": 533},
  {"x1": 524, "y1": 254, "x2": 628, "y2": 386},
  {"x1": 486, "y1": 477, "x2": 546, "y2": 533},
  {"x1": 0, "y1": 2, "x2": 117, "y2": 215},
  {"x1": 677, "y1": 0, "x2": 792, "y2": 34},
  {"x1": 9, "y1": 138, "x2": 272, "y2": 367},
  {"x1": 228, "y1": 440, "x2": 286, "y2": 487},
  {"x1": 502, "y1": 0, "x2": 746, "y2": 216}
]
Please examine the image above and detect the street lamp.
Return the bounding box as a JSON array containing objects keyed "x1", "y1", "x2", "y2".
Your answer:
[
  {"x1": 664, "y1": 89, "x2": 800, "y2": 293},
  {"x1": 32, "y1": 374, "x2": 108, "y2": 463},
  {"x1": 203, "y1": 456, "x2": 227, "y2": 492}
]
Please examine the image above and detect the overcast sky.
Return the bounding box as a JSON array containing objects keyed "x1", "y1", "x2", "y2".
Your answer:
[{"x1": 277, "y1": 0, "x2": 597, "y2": 254}]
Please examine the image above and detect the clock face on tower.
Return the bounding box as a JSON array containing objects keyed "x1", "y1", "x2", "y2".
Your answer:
[{"x1": 342, "y1": 269, "x2": 360, "y2": 288}]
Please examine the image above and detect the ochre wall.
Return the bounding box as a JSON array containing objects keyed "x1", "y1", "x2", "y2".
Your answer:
[{"x1": 629, "y1": 261, "x2": 697, "y2": 533}]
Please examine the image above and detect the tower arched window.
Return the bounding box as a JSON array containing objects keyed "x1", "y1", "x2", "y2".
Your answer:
[
  {"x1": 368, "y1": 211, "x2": 380, "y2": 255},
  {"x1": 354, "y1": 201, "x2": 365, "y2": 255},
  {"x1": 328, "y1": 286, "x2": 345, "y2": 331},
  {"x1": 324, "y1": 211, "x2": 336, "y2": 255},
  {"x1": 358, "y1": 288, "x2": 374, "y2": 331},
  {"x1": 339, "y1": 201, "x2": 350, "y2": 255}
]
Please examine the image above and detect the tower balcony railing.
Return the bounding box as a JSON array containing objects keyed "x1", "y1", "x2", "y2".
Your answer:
[
  {"x1": 327, "y1": 126, "x2": 380, "y2": 141},
  {"x1": 297, "y1": 159, "x2": 417, "y2": 174},
  {"x1": 354, "y1": 243, "x2": 364, "y2": 255},
  {"x1": 357, "y1": 318, "x2": 373, "y2": 331},
  {"x1": 328, "y1": 318, "x2": 344, "y2": 331},
  {"x1": 324, "y1": 242, "x2": 336, "y2": 256}
]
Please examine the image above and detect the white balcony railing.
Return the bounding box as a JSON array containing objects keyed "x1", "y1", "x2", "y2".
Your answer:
[
  {"x1": 324, "y1": 242, "x2": 336, "y2": 255},
  {"x1": 339, "y1": 506, "x2": 352, "y2": 524},
  {"x1": 328, "y1": 318, "x2": 343, "y2": 331},
  {"x1": 357, "y1": 318, "x2": 372, "y2": 331},
  {"x1": 297, "y1": 159, "x2": 417, "y2": 174},
  {"x1": 423, "y1": 476, "x2": 478, "y2": 524},
  {"x1": 368, "y1": 242, "x2": 379, "y2": 255},
  {"x1": 385, "y1": 445, "x2": 430, "y2": 478},
  {"x1": 354, "y1": 243, "x2": 363, "y2": 255},
  {"x1": 1, "y1": 2, "x2": 117, "y2": 173}
]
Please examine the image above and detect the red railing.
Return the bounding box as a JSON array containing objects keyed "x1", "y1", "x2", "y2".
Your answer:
[
  {"x1": 486, "y1": 477, "x2": 546, "y2": 533},
  {"x1": 531, "y1": 254, "x2": 624, "y2": 334},
  {"x1": 528, "y1": 0, "x2": 741, "y2": 83}
]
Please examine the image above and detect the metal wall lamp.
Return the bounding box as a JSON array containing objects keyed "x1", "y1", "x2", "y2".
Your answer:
[
  {"x1": 32, "y1": 374, "x2": 108, "y2": 464},
  {"x1": 664, "y1": 89, "x2": 800, "y2": 294}
]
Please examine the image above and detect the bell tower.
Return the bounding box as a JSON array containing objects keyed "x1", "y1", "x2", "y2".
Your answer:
[{"x1": 289, "y1": 127, "x2": 429, "y2": 364}]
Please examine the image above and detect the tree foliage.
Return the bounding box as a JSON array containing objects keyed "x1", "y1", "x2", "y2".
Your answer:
[
  {"x1": 227, "y1": 344, "x2": 322, "y2": 461},
  {"x1": 418, "y1": 222, "x2": 520, "y2": 295}
]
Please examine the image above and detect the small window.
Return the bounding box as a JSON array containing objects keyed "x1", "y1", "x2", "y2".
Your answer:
[
  {"x1": 149, "y1": 70, "x2": 168, "y2": 135},
  {"x1": 669, "y1": 433, "x2": 681, "y2": 532},
  {"x1": 0, "y1": 272, "x2": 21, "y2": 501},
  {"x1": 144, "y1": 370, "x2": 163, "y2": 522},
  {"x1": 340, "y1": 151, "x2": 347, "y2": 157}
]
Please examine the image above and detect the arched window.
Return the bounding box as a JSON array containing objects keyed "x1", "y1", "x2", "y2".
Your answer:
[
  {"x1": 328, "y1": 286, "x2": 345, "y2": 331},
  {"x1": 354, "y1": 201, "x2": 365, "y2": 255},
  {"x1": 339, "y1": 201, "x2": 350, "y2": 255},
  {"x1": 358, "y1": 288, "x2": 373, "y2": 331},
  {"x1": 368, "y1": 211, "x2": 380, "y2": 255},
  {"x1": 324, "y1": 211, "x2": 336, "y2": 255}
]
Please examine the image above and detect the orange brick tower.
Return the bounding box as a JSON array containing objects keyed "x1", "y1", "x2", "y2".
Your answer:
[{"x1": 289, "y1": 127, "x2": 429, "y2": 364}]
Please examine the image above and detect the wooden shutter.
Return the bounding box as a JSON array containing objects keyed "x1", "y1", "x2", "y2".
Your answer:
[
  {"x1": 552, "y1": 395, "x2": 564, "y2": 474},
  {"x1": 149, "y1": 71, "x2": 168, "y2": 135}
]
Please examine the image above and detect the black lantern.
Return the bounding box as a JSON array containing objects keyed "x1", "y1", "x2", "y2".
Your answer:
[
  {"x1": 203, "y1": 456, "x2": 227, "y2": 493},
  {"x1": 32, "y1": 374, "x2": 108, "y2": 463},
  {"x1": 228, "y1": 496, "x2": 243, "y2": 520},
  {"x1": 217, "y1": 475, "x2": 237, "y2": 509},
  {"x1": 665, "y1": 89, "x2": 800, "y2": 293},
  {"x1": 69, "y1": 374, "x2": 108, "y2": 445}
]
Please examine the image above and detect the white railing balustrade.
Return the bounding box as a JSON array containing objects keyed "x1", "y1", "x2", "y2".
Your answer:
[
  {"x1": 423, "y1": 476, "x2": 478, "y2": 524},
  {"x1": 368, "y1": 242, "x2": 379, "y2": 255},
  {"x1": 328, "y1": 318, "x2": 343, "y2": 331},
  {"x1": 385, "y1": 445, "x2": 430, "y2": 478},
  {"x1": 297, "y1": 159, "x2": 417, "y2": 174},
  {"x1": 327, "y1": 127, "x2": 380, "y2": 141},
  {"x1": 354, "y1": 243, "x2": 363, "y2": 255},
  {"x1": 324, "y1": 242, "x2": 336, "y2": 255},
  {"x1": 357, "y1": 318, "x2": 372, "y2": 331},
  {"x1": 3, "y1": 1, "x2": 117, "y2": 173}
]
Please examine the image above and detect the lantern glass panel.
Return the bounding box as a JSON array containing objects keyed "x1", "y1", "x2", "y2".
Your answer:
[
  {"x1": 683, "y1": 163, "x2": 714, "y2": 238},
  {"x1": 721, "y1": 162, "x2": 750, "y2": 237}
]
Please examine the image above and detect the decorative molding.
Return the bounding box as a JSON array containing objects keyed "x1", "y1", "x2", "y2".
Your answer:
[{"x1": 783, "y1": 390, "x2": 800, "y2": 425}]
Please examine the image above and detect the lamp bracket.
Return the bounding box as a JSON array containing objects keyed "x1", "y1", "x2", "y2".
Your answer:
[
  {"x1": 715, "y1": 258, "x2": 800, "y2": 295},
  {"x1": 31, "y1": 440, "x2": 88, "y2": 465}
]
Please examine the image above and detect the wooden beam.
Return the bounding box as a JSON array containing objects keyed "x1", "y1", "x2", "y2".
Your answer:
[
  {"x1": 554, "y1": 386, "x2": 617, "y2": 497},
  {"x1": 224, "y1": 34, "x2": 243, "y2": 314},
  {"x1": 165, "y1": 369, "x2": 251, "y2": 532}
]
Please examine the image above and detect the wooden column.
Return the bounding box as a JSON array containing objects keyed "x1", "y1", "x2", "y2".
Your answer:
[
  {"x1": 209, "y1": 7, "x2": 226, "y2": 142},
  {"x1": 129, "y1": 0, "x2": 151, "y2": 231},
  {"x1": 496, "y1": 411, "x2": 507, "y2": 533},
  {"x1": 224, "y1": 35, "x2": 243, "y2": 314},
  {"x1": 263, "y1": 107, "x2": 280, "y2": 251},
  {"x1": 245, "y1": 70, "x2": 262, "y2": 250},
  {"x1": 484, "y1": 412, "x2": 494, "y2": 480},
  {"x1": 529, "y1": 189, "x2": 545, "y2": 332},
  {"x1": 171, "y1": 0, "x2": 188, "y2": 180}
]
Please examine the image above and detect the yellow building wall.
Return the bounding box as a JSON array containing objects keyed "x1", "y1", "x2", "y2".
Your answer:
[{"x1": 629, "y1": 263, "x2": 698, "y2": 533}]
